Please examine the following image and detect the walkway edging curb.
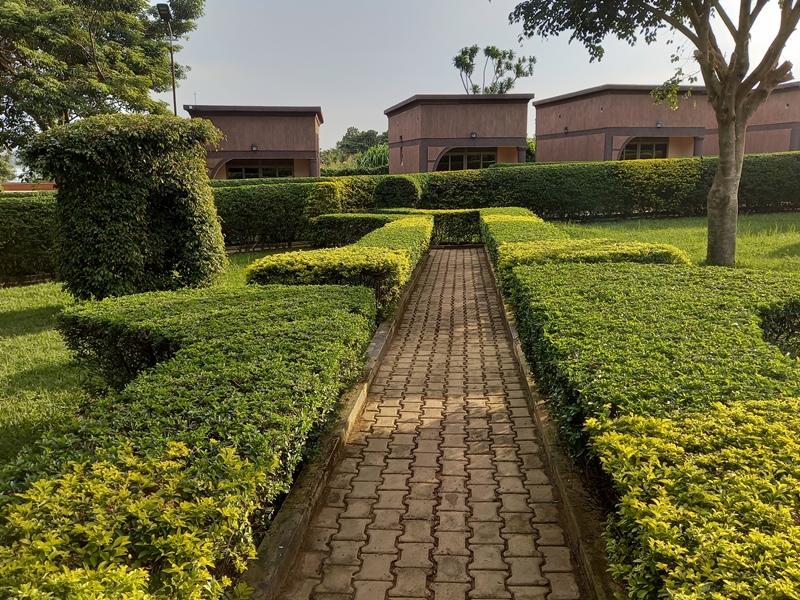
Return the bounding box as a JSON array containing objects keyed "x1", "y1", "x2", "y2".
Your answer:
[
  {"x1": 482, "y1": 247, "x2": 623, "y2": 600},
  {"x1": 241, "y1": 256, "x2": 427, "y2": 600}
]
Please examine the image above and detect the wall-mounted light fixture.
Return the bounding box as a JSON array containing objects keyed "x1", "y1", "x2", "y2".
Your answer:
[
  {"x1": 251, "y1": 143, "x2": 258, "y2": 151},
  {"x1": 563, "y1": 127, "x2": 569, "y2": 134},
  {"x1": 470, "y1": 131, "x2": 478, "y2": 139},
  {"x1": 656, "y1": 120, "x2": 663, "y2": 128}
]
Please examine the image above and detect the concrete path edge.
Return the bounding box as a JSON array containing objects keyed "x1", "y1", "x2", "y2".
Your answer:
[
  {"x1": 241, "y1": 258, "x2": 427, "y2": 600},
  {"x1": 481, "y1": 247, "x2": 625, "y2": 600}
]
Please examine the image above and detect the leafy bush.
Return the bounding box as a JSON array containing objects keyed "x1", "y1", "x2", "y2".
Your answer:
[
  {"x1": 373, "y1": 175, "x2": 422, "y2": 209},
  {"x1": 246, "y1": 216, "x2": 433, "y2": 320},
  {"x1": 412, "y1": 153, "x2": 800, "y2": 219},
  {"x1": 479, "y1": 210, "x2": 569, "y2": 263},
  {"x1": 0, "y1": 285, "x2": 376, "y2": 598},
  {"x1": 210, "y1": 174, "x2": 386, "y2": 213},
  {"x1": 214, "y1": 182, "x2": 341, "y2": 248},
  {"x1": 309, "y1": 213, "x2": 404, "y2": 247},
  {"x1": 494, "y1": 239, "x2": 691, "y2": 292},
  {"x1": 321, "y1": 164, "x2": 389, "y2": 177},
  {"x1": 591, "y1": 398, "x2": 800, "y2": 600},
  {"x1": 379, "y1": 208, "x2": 482, "y2": 245},
  {"x1": 22, "y1": 114, "x2": 227, "y2": 300},
  {"x1": 0, "y1": 192, "x2": 56, "y2": 280},
  {"x1": 504, "y1": 262, "x2": 800, "y2": 598}
]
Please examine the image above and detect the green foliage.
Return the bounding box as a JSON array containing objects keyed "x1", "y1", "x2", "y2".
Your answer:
[
  {"x1": 412, "y1": 153, "x2": 800, "y2": 219},
  {"x1": 373, "y1": 175, "x2": 422, "y2": 209},
  {"x1": 526, "y1": 138, "x2": 536, "y2": 162},
  {"x1": 246, "y1": 216, "x2": 433, "y2": 320},
  {"x1": 506, "y1": 263, "x2": 800, "y2": 453},
  {"x1": 22, "y1": 114, "x2": 227, "y2": 300},
  {"x1": 591, "y1": 398, "x2": 800, "y2": 599},
  {"x1": 335, "y1": 127, "x2": 388, "y2": 157},
  {"x1": 453, "y1": 44, "x2": 536, "y2": 94},
  {"x1": 321, "y1": 164, "x2": 389, "y2": 177},
  {"x1": 309, "y1": 214, "x2": 404, "y2": 247},
  {"x1": 0, "y1": 0, "x2": 205, "y2": 149},
  {"x1": 210, "y1": 175, "x2": 385, "y2": 213},
  {"x1": 0, "y1": 285, "x2": 376, "y2": 598},
  {"x1": 479, "y1": 209, "x2": 568, "y2": 263},
  {"x1": 0, "y1": 192, "x2": 56, "y2": 280},
  {"x1": 0, "y1": 151, "x2": 14, "y2": 181},
  {"x1": 355, "y1": 143, "x2": 390, "y2": 170},
  {"x1": 494, "y1": 239, "x2": 691, "y2": 292},
  {"x1": 379, "y1": 208, "x2": 483, "y2": 244}
]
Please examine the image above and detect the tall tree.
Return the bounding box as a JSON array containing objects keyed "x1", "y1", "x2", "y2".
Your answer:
[
  {"x1": 453, "y1": 45, "x2": 536, "y2": 94},
  {"x1": 335, "y1": 127, "x2": 388, "y2": 156},
  {"x1": 0, "y1": 0, "x2": 204, "y2": 150},
  {"x1": 509, "y1": 0, "x2": 800, "y2": 266}
]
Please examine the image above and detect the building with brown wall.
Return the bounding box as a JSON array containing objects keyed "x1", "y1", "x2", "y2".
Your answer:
[
  {"x1": 534, "y1": 82, "x2": 800, "y2": 162},
  {"x1": 385, "y1": 94, "x2": 534, "y2": 174},
  {"x1": 184, "y1": 105, "x2": 323, "y2": 179}
]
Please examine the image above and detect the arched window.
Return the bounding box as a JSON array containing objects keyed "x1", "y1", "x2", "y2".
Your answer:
[
  {"x1": 621, "y1": 138, "x2": 668, "y2": 160},
  {"x1": 436, "y1": 148, "x2": 497, "y2": 171}
]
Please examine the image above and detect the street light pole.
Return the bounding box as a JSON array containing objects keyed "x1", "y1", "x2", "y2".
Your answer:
[{"x1": 157, "y1": 3, "x2": 177, "y2": 116}]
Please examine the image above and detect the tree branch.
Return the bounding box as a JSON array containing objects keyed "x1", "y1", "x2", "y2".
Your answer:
[
  {"x1": 709, "y1": 0, "x2": 738, "y2": 39},
  {"x1": 637, "y1": 0, "x2": 701, "y2": 45},
  {"x1": 741, "y1": 0, "x2": 800, "y2": 90}
]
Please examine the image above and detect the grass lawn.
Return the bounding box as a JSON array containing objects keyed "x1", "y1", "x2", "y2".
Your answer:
[
  {"x1": 0, "y1": 250, "x2": 273, "y2": 461},
  {"x1": 558, "y1": 212, "x2": 800, "y2": 271}
]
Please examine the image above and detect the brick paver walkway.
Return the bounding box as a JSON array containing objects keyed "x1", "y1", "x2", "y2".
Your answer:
[{"x1": 277, "y1": 248, "x2": 584, "y2": 600}]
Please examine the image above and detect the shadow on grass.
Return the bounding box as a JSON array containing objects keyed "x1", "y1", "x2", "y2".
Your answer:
[
  {"x1": 767, "y1": 242, "x2": 800, "y2": 260},
  {"x1": 3, "y1": 362, "x2": 83, "y2": 395},
  {"x1": 0, "y1": 305, "x2": 63, "y2": 339}
]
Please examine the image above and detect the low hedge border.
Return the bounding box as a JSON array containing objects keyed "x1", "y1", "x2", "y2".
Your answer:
[
  {"x1": 479, "y1": 209, "x2": 570, "y2": 264},
  {"x1": 379, "y1": 208, "x2": 482, "y2": 245},
  {"x1": 246, "y1": 216, "x2": 434, "y2": 320},
  {"x1": 504, "y1": 262, "x2": 800, "y2": 598},
  {"x1": 0, "y1": 285, "x2": 377, "y2": 598},
  {"x1": 309, "y1": 213, "x2": 406, "y2": 247}
]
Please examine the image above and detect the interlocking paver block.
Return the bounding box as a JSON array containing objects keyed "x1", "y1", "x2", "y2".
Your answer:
[
  {"x1": 469, "y1": 544, "x2": 506, "y2": 570},
  {"x1": 469, "y1": 570, "x2": 511, "y2": 599},
  {"x1": 547, "y1": 572, "x2": 582, "y2": 599},
  {"x1": 434, "y1": 555, "x2": 471, "y2": 583},
  {"x1": 541, "y1": 546, "x2": 574, "y2": 572},
  {"x1": 356, "y1": 553, "x2": 396, "y2": 581},
  {"x1": 354, "y1": 580, "x2": 394, "y2": 599},
  {"x1": 314, "y1": 564, "x2": 359, "y2": 594},
  {"x1": 506, "y1": 556, "x2": 548, "y2": 586},
  {"x1": 396, "y1": 542, "x2": 434, "y2": 569},
  {"x1": 389, "y1": 567, "x2": 432, "y2": 597}
]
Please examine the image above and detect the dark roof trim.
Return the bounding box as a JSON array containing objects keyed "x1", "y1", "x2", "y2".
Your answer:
[
  {"x1": 184, "y1": 105, "x2": 324, "y2": 123},
  {"x1": 533, "y1": 81, "x2": 800, "y2": 107},
  {"x1": 385, "y1": 93, "x2": 536, "y2": 116}
]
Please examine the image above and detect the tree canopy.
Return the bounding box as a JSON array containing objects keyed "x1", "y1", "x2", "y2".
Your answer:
[
  {"x1": 453, "y1": 45, "x2": 536, "y2": 94},
  {"x1": 509, "y1": 0, "x2": 800, "y2": 266},
  {"x1": 0, "y1": 0, "x2": 205, "y2": 149},
  {"x1": 0, "y1": 151, "x2": 14, "y2": 181}
]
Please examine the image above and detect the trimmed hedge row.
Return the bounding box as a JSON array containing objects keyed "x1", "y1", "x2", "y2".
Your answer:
[
  {"x1": 309, "y1": 213, "x2": 405, "y2": 247},
  {"x1": 479, "y1": 209, "x2": 569, "y2": 263},
  {"x1": 504, "y1": 263, "x2": 800, "y2": 598},
  {"x1": 0, "y1": 285, "x2": 376, "y2": 598},
  {"x1": 213, "y1": 181, "x2": 341, "y2": 248},
  {"x1": 210, "y1": 175, "x2": 386, "y2": 213},
  {"x1": 379, "y1": 208, "x2": 483, "y2": 245},
  {"x1": 246, "y1": 215, "x2": 434, "y2": 320},
  {"x1": 0, "y1": 192, "x2": 56, "y2": 281},
  {"x1": 385, "y1": 152, "x2": 800, "y2": 219}
]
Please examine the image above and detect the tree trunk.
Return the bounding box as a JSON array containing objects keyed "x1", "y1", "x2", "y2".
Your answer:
[{"x1": 706, "y1": 118, "x2": 746, "y2": 267}]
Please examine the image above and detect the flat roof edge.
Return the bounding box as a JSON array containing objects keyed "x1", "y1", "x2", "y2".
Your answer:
[
  {"x1": 533, "y1": 81, "x2": 800, "y2": 107},
  {"x1": 385, "y1": 93, "x2": 536, "y2": 116},
  {"x1": 184, "y1": 105, "x2": 324, "y2": 123}
]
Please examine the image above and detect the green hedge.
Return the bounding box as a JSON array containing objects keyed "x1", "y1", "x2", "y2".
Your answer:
[
  {"x1": 494, "y1": 239, "x2": 691, "y2": 292},
  {"x1": 379, "y1": 208, "x2": 482, "y2": 245},
  {"x1": 309, "y1": 213, "x2": 405, "y2": 247},
  {"x1": 213, "y1": 181, "x2": 341, "y2": 247},
  {"x1": 210, "y1": 175, "x2": 387, "y2": 213},
  {"x1": 0, "y1": 193, "x2": 56, "y2": 281},
  {"x1": 504, "y1": 262, "x2": 800, "y2": 598},
  {"x1": 413, "y1": 152, "x2": 800, "y2": 219},
  {"x1": 22, "y1": 114, "x2": 228, "y2": 300},
  {"x1": 373, "y1": 175, "x2": 422, "y2": 209},
  {"x1": 479, "y1": 209, "x2": 569, "y2": 263},
  {"x1": 246, "y1": 216, "x2": 433, "y2": 320},
  {"x1": 0, "y1": 285, "x2": 376, "y2": 598}
]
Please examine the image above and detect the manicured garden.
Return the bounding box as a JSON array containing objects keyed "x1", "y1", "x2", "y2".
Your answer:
[{"x1": 3, "y1": 122, "x2": 800, "y2": 599}]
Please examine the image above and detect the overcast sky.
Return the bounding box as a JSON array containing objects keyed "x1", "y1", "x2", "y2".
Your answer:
[{"x1": 154, "y1": 0, "x2": 800, "y2": 149}]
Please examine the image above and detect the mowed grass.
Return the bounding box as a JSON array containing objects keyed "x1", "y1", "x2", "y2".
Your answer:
[
  {"x1": 558, "y1": 213, "x2": 800, "y2": 271},
  {"x1": 0, "y1": 250, "x2": 272, "y2": 461}
]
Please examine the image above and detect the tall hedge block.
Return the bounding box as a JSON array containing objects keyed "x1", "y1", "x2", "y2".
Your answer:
[
  {"x1": 0, "y1": 192, "x2": 57, "y2": 281},
  {"x1": 373, "y1": 175, "x2": 422, "y2": 208},
  {"x1": 22, "y1": 115, "x2": 228, "y2": 300}
]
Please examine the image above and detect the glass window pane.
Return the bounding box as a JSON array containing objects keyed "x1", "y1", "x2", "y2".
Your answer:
[
  {"x1": 244, "y1": 167, "x2": 260, "y2": 178},
  {"x1": 227, "y1": 168, "x2": 243, "y2": 179},
  {"x1": 277, "y1": 167, "x2": 293, "y2": 177},
  {"x1": 466, "y1": 160, "x2": 481, "y2": 170},
  {"x1": 436, "y1": 158, "x2": 449, "y2": 171},
  {"x1": 654, "y1": 144, "x2": 667, "y2": 159},
  {"x1": 622, "y1": 148, "x2": 637, "y2": 160},
  {"x1": 261, "y1": 168, "x2": 277, "y2": 178},
  {"x1": 450, "y1": 157, "x2": 464, "y2": 170}
]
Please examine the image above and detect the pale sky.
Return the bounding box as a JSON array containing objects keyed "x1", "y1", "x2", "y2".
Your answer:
[{"x1": 154, "y1": 0, "x2": 800, "y2": 150}]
